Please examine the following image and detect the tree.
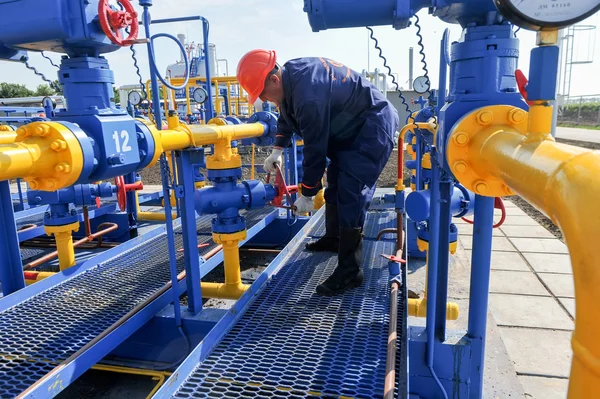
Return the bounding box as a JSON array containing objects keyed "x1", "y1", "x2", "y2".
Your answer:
[
  {"x1": 0, "y1": 82, "x2": 34, "y2": 98},
  {"x1": 112, "y1": 87, "x2": 120, "y2": 104},
  {"x1": 34, "y1": 84, "x2": 54, "y2": 97}
]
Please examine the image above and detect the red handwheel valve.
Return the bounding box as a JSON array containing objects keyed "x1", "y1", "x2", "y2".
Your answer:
[
  {"x1": 98, "y1": 0, "x2": 139, "y2": 46},
  {"x1": 115, "y1": 176, "x2": 144, "y2": 212}
]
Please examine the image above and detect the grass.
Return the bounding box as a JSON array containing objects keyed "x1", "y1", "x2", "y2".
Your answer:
[{"x1": 557, "y1": 122, "x2": 600, "y2": 131}]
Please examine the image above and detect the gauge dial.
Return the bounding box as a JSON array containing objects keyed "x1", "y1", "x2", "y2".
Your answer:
[
  {"x1": 193, "y1": 88, "x2": 208, "y2": 104},
  {"x1": 413, "y1": 76, "x2": 430, "y2": 94},
  {"x1": 128, "y1": 91, "x2": 142, "y2": 106},
  {"x1": 496, "y1": 0, "x2": 600, "y2": 31}
]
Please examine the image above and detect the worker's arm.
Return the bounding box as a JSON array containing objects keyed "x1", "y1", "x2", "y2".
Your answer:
[
  {"x1": 296, "y1": 100, "x2": 328, "y2": 197},
  {"x1": 274, "y1": 115, "x2": 294, "y2": 149}
]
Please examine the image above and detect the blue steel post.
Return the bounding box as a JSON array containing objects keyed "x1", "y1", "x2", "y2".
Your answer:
[
  {"x1": 16, "y1": 178, "x2": 24, "y2": 210},
  {"x1": 0, "y1": 180, "x2": 25, "y2": 294},
  {"x1": 202, "y1": 19, "x2": 214, "y2": 122},
  {"x1": 415, "y1": 130, "x2": 422, "y2": 190},
  {"x1": 437, "y1": 29, "x2": 449, "y2": 114},
  {"x1": 434, "y1": 177, "x2": 452, "y2": 340},
  {"x1": 424, "y1": 149, "x2": 448, "y2": 398},
  {"x1": 467, "y1": 195, "x2": 495, "y2": 398},
  {"x1": 141, "y1": 2, "x2": 164, "y2": 129},
  {"x1": 176, "y1": 150, "x2": 203, "y2": 315}
]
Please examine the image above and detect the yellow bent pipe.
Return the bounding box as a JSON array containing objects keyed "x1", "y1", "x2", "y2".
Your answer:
[
  {"x1": 449, "y1": 104, "x2": 600, "y2": 396},
  {"x1": 201, "y1": 231, "x2": 249, "y2": 300}
]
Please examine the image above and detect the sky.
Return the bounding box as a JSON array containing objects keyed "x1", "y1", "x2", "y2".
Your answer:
[{"x1": 1, "y1": 1, "x2": 599, "y2": 97}]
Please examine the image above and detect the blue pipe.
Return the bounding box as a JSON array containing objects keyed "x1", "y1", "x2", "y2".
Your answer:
[
  {"x1": 437, "y1": 29, "x2": 450, "y2": 114},
  {"x1": 141, "y1": 4, "x2": 163, "y2": 130},
  {"x1": 435, "y1": 179, "x2": 453, "y2": 340},
  {"x1": 467, "y1": 195, "x2": 495, "y2": 398},
  {"x1": 424, "y1": 149, "x2": 448, "y2": 399},
  {"x1": 159, "y1": 153, "x2": 182, "y2": 325},
  {"x1": 415, "y1": 130, "x2": 423, "y2": 191}
]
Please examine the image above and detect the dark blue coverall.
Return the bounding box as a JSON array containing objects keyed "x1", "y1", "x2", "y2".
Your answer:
[{"x1": 274, "y1": 57, "x2": 399, "y2": 228}]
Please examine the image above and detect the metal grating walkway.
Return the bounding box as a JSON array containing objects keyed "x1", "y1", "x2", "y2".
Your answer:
[
  {"x1": 171, "y1": 212, "x2": 406, "y2": 398},
  {"x1": 0, "y1": 208, "x2": 276, "y2": 398},
  {"x1": 309, "y1": 210, "x2": 398, "y2": 241}
]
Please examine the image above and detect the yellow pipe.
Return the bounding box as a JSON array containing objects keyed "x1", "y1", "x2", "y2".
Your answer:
[
  {"x1": 448, "y1": 103, "x2": 600, "y2": 396},
  {"x1": 409, "y1": 240, "x2": 460, "y2": 320},
  {"x1": 314, "y1": 187, "x2": 325, "y2": 210},
  {"x1": 162, "y1": 85, "x2": 168, "y2": 117},
  {"x1": 0, "y1": 125, "x2": 16, "y2": 144},
  {"x1": 185, "y1": 84, "x2": 192, "y2": 116},
  {"x1": 201, "y1": 231, "x2": 249, "y2": 299},
  {"x1": 44, "y1": 221, "x2": 79, "y2": 271},
  {"x1": 136, "y1": 191, "x2": 177, "y2": 221},
  {"x1": 396, "y1": 121, "x2": 436, "y2": 189},
  {"x1": 24, "y1": 271, "x2": 56, "y2": 285},
  {"x1": 215, "y1": 80, "x2": 221, "y2": 115}
]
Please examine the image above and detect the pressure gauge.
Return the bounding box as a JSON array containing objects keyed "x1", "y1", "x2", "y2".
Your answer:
[
  {"x1": 496, "y1": 0, "x2": 600, "y2": 31},
  {"x1": 193, "y1": 88, "x2": 208, "y2": 104},
  {"x1": 413, "y1": 76, "x2": 430, "y2": 94},
  {"x1": 128, "y1": 91, "x2": 142, "y2": 106}
]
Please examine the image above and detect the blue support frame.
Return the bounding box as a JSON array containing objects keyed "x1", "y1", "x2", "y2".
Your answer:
[
  {"x1": 0, "y1": 181, "x2": 25, "y2": 295},
  {"x1": 175, "y1": 150, "x2": 204, "y2": 315}
]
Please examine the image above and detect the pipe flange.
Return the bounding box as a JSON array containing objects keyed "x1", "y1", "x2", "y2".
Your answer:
[
  {"x1": 16, "y1": 122, "x2": 84, "y2": 191},
  {"x1": 446, "y1": 105, "x2": 528, "y2": 197}
]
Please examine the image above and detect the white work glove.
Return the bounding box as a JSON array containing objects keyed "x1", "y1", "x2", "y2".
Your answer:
[
  {"x1": 264, "y1": 148, "x2": 283, "y2": 174},
  {"x1": 294, "y1": 195, "x2": 315, "y2": 214}
]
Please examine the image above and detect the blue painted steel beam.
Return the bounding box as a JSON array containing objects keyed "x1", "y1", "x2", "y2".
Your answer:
[
  {"x1": 434, "y1": 179, "x2": 453, "y2": 341},
  {"x1": 467, "y1": 195, "x2": 494, "y2": 398},
  {"x1": 0, "y1": 180, "x2": 25, "y2": 295},
  {"x1": 175, "y1": 150, "x2": 203, "y2": 315},
  {"x1": 153, "y1": 207, "x2": 325, "y2": 398}
]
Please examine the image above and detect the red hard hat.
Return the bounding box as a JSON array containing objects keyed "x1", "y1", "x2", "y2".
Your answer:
[{"x1": 236, "y1": 49, "x2": 277, "y2": 105}]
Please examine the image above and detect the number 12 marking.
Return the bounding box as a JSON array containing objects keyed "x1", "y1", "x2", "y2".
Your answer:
[{"x1": 112, "y1": 130, "x2": 132, "y2": 153}]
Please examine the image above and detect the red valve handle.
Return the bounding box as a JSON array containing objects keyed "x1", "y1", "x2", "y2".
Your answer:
[
  {"x1": 515, "y1": 69, "x2": 534, "y2": 106},
  {"x1": 461, "y1": 197, "x2": 506, "y2": 229},
  {"x1": 98, "y1": 0, "x2": 139, "y2": 46},
  {"x1": 266, "y1": 165, "x2": 298, "y2": 207},
  {"x1": 115, "y1": 176, "x2": 144, "y2": 212}
]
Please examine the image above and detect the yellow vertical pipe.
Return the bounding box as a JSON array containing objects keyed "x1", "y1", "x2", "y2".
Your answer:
[
  {"x1": 214, "y1": 80, "x2": 221, "y2": 115},
  {"x1": 44, "y1": 222, "x2": 79, "y2": 271},
  {"x1": 185, "y1": 84, "x2": 192, "y2": 116},
  {"x1": 201, "y1": 231, "x2": 249, "y2": 299},
  {"x1": 162, "y1": 85, "x2": 168, "y2": 117}
]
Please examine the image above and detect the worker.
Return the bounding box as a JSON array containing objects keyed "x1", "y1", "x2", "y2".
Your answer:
[{"x1": 237, "y1": 50, "x2": 398, "y2": 296}]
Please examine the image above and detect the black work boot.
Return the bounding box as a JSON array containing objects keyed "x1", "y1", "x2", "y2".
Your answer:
[
  {"x1": 306, "y1": 203, "x2": 339, "y2": 252},
  {"x1": 316, "y1": 227, "x2": 364, "y2": 296}
]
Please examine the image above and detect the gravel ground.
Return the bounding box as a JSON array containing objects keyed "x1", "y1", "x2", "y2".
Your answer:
[{"x1": 140, "y1": 146, "x2": 407, "y2": 188}]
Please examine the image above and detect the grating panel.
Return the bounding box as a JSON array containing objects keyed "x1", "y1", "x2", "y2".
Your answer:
[
  {"x1": 15, "y1": 212, "x2": 45, "y2": 230},
  {"x1": 309, "y1": 211, "x2": 397, "y2": 241},
  {"x1": 171, "y1": 227, "x2": 407, "y2": 398},
  {"x1": 368, "y1": 197, "x2": 395, "y2": 211},
  {"x1": 0, "y1": 208, "x2": 275, "y2": 397}
]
